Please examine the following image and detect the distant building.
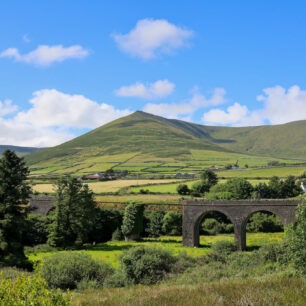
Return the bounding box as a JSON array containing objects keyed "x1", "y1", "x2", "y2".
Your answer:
[
  {"x1": 301, "y1": 182, "x2": 306, "y2": 193},
  {"x1": 209, "y1": 167, "x2": 219, "y2": 171},
  {"x1": 84, "y1": 172, "x2": 104, "y2": 180},
  {"x1": 175, "y1": 173, "x2": 195, "y2": 178}
]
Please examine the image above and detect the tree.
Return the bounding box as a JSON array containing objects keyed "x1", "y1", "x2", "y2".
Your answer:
[
  {"x1": 191, "y1": 181, "x2": 211, "y2": 195},
  {"x1": 200, "y1": 169, "x2": 218, "y2": 187},
  {"x1": 226, "y1": 178, "x2": 254, "y2": 199},
  {"x1": 48, "y1": 177, "x2": 96, "y2": 247},
  {"x1": 176, "y1": 184, "x2": 190, "y2": 195},
  {"x1": 0, "y1": 150, "x2": 31, "y2": 267},
  {"x1": 121, "y1": 203, "x2": 144, "y2": 241},
  {"x1": 162, "y1": 211, "x2": 182, "y2": 236},
  {"x1": 146, "y1": 211, "x2": 165, "y2": 237}
]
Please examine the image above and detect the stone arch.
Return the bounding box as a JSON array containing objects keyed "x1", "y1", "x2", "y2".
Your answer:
[
  {"x1": 192, "y1": 209, "x2": 235, "y2": 247},
  {"x1": 242, "y1": 207, "x2": 289, "y2": 229},
  {"x1": 182, "y1": 199, "x2": 300, "y2": 250}
]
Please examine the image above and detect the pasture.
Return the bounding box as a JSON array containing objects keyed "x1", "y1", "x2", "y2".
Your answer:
[
  {"x1": 28, "y1": 147, "x2": 306, "y2": 177},
  {"x1": 217, "y1": 166, "x2": 306, "y2": 178},
  {"x1": 27, "y1": 233, "x2": 283, "y2": 268},
  {"x1": 32, "y1": 179, "x2": 180, "y2": 194}
]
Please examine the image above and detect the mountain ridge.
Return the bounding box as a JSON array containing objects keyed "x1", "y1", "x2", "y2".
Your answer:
[{"x1": 25, "y1": 111, "x2": 306, "y2": 167}]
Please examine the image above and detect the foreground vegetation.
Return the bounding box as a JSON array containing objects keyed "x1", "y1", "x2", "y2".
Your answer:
[
  {"x1": 1, "y1": 150, "x2": 305, "y2": 305},
  {"x1": 27, "y1": 233, "x2": 283, "y2": 268}
]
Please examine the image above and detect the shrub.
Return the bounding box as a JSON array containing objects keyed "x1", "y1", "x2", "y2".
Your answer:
[
  {"x1": 176, "y1": 184, "x2": 190, "y2": 195},
  {"x1": 211, "y1": 240, "x2": 237, "y2": 255},
  {"x1": 118, "y1": 246, "x2": 176, "y2": 285},
  {"x1": 201, "y1": 218, "x2": 222, "y2": 235},
  {"x1": 205, "y1": 191, "x2": 233, "y2": 200},
  {"x1": 246, "y1": 212, "x2": 283, "y2": 233},
  {"x1": 162, "y1": 211, "x2": 182, "y2": 236},
  {"x1": 121, "y1": 203, "x2": 144, "y2": 241},
  {"x1": 191, "y1": 181, "x2": 211, "y2": 195},
  {"x1": 37, "y1": 252, "x2": 114, "y2": 290},
  {"x1": 285, "y1": 201, "x2": 306, "y2": 275},
  {"x1": 256, "y1": 242, "x2": 287, "y2": 264},
  {"x1": 145, "y1": 211, "x2": 165, "y2": 237},
  {"x1": 0, "y1": 272, "x2": 70, "y2": 305}
]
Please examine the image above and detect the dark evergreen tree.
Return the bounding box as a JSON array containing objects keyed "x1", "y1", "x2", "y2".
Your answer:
[
  {"x1": 48, "y1": 177, "x2": 96, "y2": 247},
  {"x1": 121, "y1": 203, "x2": 144, "y2": 241},
  {"x1": 0, "y1": 150, "x2": 31, "y2": 267},
  {"x1": 200, "y1": 169, "x2": 218, "y2": 187}
]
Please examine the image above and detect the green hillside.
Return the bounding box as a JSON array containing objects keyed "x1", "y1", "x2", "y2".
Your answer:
[
  {"x1": 0, "y1": 145, "x2": 43, "y2": 157},
  {"x1": 25, "y1": 111, "x2": 306, "y2": 176}
]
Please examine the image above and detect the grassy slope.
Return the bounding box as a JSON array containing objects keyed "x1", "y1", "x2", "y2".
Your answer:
[
  {"x1": 0, "y1": 145, "x2": 43, "y2": 157},
  {"x1": 25, "y1": 112, "x2": 306, "y2": 175}
]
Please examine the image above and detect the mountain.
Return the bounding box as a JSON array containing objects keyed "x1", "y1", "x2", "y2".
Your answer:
[
  {"x1": 25, "y1": 111, "x2": 306, "y2": 175},
  {"x1": 0, "y1": 145, "x2": 44, "y2": 157}
]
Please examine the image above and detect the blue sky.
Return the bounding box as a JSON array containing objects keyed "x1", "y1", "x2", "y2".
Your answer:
[{"x1": 1, "y1": 0, "x2": 306, "y2": 146}]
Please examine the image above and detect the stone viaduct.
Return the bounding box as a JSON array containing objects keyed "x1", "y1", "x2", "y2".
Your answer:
[
  {"x1": 30, "y1": 195, "x2": 55, "y2": 216},
  {"x1": 30, "y1": 196, "x2": 301, "y2": 251},
  {"x1": 182, "y1": 199, "x2": 301, "y2": 250}
]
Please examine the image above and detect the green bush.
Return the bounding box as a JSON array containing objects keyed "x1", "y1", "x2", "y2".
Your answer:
[
  {"x1": 255, "y1": 242, "x2": 287, "y2": 264},
  {"x1": 205, "y1": 191, "x2": 234, "y2": 200},
  {"x1": 162, "y1": 211, "x2": 182, "y2": 236},
  {"x1": 191, "y1": 181, "x2": 211, "y2": 195},
  {"x1": 37, "y1": 252, "x2": 114, "y2": 290},
  {"x1": 176, "y1": 184, "x2": 190, "y2": 195},
  {"x1": 118, "y1": 246, "x2": 176, "y2": 285},
  {"x1": 211, "y1": 240, "x2": 237, "y2": 255},
  {"x1": 201, "y1": 218, "x2": 222, "y2": 235},
  {"x1": 0, "y1": 272, "x2": 70, "y2": 305},
  {"x1": 285, "y1": 201, "x2": 306, "y2": 275},
  {"x1": 145, "y1": 211, "x2": 165, "y2": 237},
  {"x1": 246, "y1": 212, "x2": 283, "y2": 233}
]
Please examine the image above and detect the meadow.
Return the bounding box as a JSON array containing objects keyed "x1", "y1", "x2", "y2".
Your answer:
[
  {"x1": 28, "y1": 145, "x2": 306, "y2": 178},
  {"x1": 32, "y1": 179, "x2": 180, "y2": 194},
  {"x1": 27, "y1": 233, "x2": 283, "y2": 269},
  {"x1": 217, "y1": 166, "x2": 306, "y2": 178}
]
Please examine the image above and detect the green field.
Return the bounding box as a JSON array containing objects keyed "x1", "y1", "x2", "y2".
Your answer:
[
  {"x1": 217, "y1": 166, "x2": 306, "y2": 178},
  {"x1": 27, "y1": 233, "x2": 283, "y2": 268},
  {"x1": 129, "y1": 179, "x2": 269, "y2": 194}
]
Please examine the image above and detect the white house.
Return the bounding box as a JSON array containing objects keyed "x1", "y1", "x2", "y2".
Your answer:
[{"x1": 301, "y1": 182, "x2": 306, "y2": 193}]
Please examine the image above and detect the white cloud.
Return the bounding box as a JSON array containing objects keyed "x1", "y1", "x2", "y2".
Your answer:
[
  {"x1": 0, "y1": 89, "x2": 131, "y2": 147},
  {"x1": 143, "y1": 87, "x2": 227, "y2": 119},
  {"x1": 202, "y1": 85, "x2": 306, "y2": 126},
  {"x1": 0, "y1": 45, "x2": 89, "y2": 66},
  {"x1": 257, "y1": 85, "x2": 306, "y2": 124},
  {"x1": 143, "y1": 102, "x2": 193, "y2": 119},
  {"x1": 202, "y1": 103, "x2": 263, "y2": 126},
  {"x1": 0, "y1": 99, "x2": 18, "y2": 116},
  {"x1": 113, "y1": 19, "x2": 194, "y2": 59},
  {"x1": 115, "y1": 79, "x2": 175, "y2": 99}
]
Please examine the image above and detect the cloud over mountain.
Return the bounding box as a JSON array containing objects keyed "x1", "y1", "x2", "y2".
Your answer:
[{"x1": 112, "y1": 19, "x2": 193, "y2": 59}]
